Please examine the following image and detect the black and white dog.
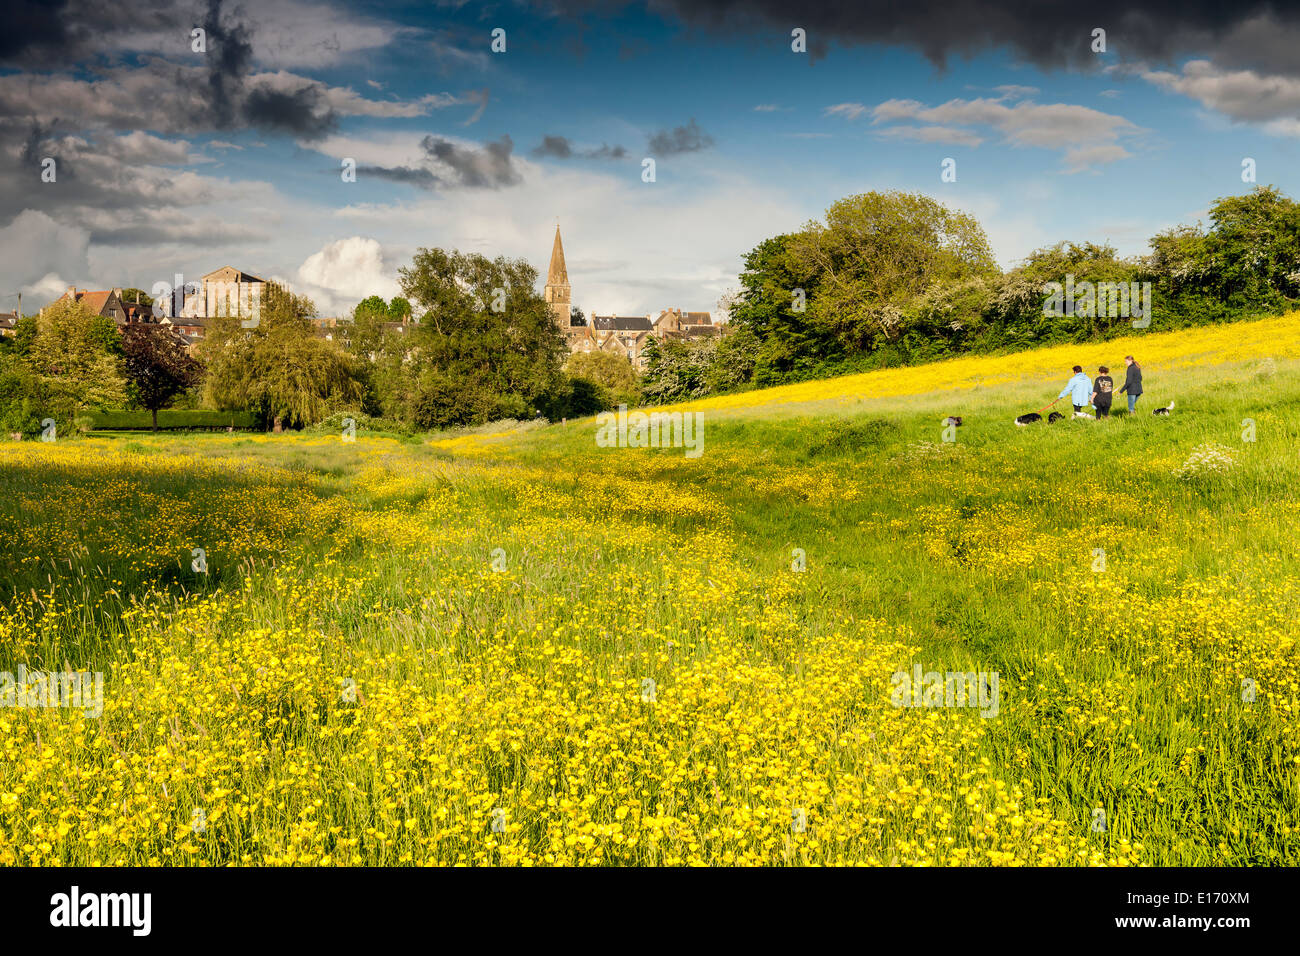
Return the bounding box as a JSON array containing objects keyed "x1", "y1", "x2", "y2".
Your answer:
[
  {"x1": 1152, "y1": 401, "x2": 1176, "y2": 416},
  {"x1": 942, "y1": 416, "x2": 963, "y2": 426},
  {"x1": 1015, "y1": 411, "x2": 1066, "y2": 426}
]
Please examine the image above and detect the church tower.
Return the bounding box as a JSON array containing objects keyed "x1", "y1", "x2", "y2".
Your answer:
[{"x1": 544, "y1": 224, "x2": 571, "y2": 328}]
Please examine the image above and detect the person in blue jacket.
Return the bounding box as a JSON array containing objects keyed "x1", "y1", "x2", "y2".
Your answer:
[{"x1": 1059, "y1": 365, "x2": 1093, "y2": 417}]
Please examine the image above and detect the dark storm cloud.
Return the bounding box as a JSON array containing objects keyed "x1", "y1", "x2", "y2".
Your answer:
[
  {"x1": 1, "y1": 0, "x2": 70, "y2": 60},
  {"x1": 350, "y1": 134, "x2": 530, "y2": 191},
  {"x1": 1, "y1": 0, "x2": 189, "y2": 64},
  {"x1": 647, "y1": 119, "x2": 713, "y2": 154},
  {"x1": 202, "y1": 0, "x2": 254, "y2": 128},
  {"x1": 19, "y1": 121, "x2": 52, "y2": 165},
  {"x1": 356, "y1": 164, "x2": 440, "y2": 190},
  {"x1": 531, "y1": 135, "x2": 627, "y2": 159},
  {"x1": 243, "y1": 84, "x2": 338, "y2": 140},
  {"x1": 0, "y1": 0, "x2": 341, "y2": 140},
  {"x1": 538, "y1": 1, "x2": 1300, "y2": 72},
  {"x1": 532, "y1": 135, "x2": 574, "y2": 158},
  {"x1": 420, "y1": 134, "x2": 523, "y2": 187},
  {"x1": 0, "y1": 126, "x2": 268, "y2": 246}
]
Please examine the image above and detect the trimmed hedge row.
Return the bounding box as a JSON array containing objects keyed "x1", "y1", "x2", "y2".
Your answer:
[{"x1": 83, "y1": 409, "x2": 259, "y2": 430}]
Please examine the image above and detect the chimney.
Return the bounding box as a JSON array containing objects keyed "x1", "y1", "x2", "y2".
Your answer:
[
  {"x1": 66, "y1": 285, "x2": 76, "y2": 298},
  {"x1": 112, "y1": 287, "x2": 123, "y2": 298}
]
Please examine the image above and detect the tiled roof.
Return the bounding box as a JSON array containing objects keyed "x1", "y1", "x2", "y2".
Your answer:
[{"x1": 592, "y1": 314, "x2": 652, "y2": 331}]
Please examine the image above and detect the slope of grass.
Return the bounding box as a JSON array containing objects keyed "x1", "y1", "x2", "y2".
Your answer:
[{"x1": 1, "y1": 315, "x2": 1297, "y2": 866}]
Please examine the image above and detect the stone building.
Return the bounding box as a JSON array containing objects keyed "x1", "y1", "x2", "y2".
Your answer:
[
  {"x1": 544, "y1": 225, "x2": 571, "y2": 328},
  {"x1": 545, "y1": 227, "x2": 717, "y2": 370}
]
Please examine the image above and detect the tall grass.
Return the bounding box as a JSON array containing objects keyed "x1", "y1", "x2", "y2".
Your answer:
[{"x1": 1, "y1": 319, "x2": 1297, "y2": 865}]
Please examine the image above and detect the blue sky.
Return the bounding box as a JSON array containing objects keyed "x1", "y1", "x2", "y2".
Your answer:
[{"x1": 4, "y1": 0, "x2": 1300, "y2": 317}]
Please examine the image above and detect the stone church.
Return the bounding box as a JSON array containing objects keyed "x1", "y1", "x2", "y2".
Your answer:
[{"x1": 544, "y1": 225, "x2": 717, "y2": 370}]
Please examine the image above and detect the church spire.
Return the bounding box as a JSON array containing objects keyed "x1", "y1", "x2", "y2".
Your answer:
[
  {"x1": 547, "y1": 224, "x2": 568, "y2": 286},
  {"x1": 544, "y1": 223, "x2": 571, "y2": 328}
]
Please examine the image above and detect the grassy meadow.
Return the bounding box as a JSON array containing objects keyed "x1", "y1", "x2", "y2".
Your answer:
[{"x1": 2, "y1": 314, "x2": 1299, "y2": 866}]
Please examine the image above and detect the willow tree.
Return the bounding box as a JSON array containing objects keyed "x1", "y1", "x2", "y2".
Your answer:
[{"x1": 202, "y1": 283, "x2": 362, "y2": 430}]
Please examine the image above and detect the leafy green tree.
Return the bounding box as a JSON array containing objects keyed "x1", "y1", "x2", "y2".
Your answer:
[
  {"x1": 392, "y1": 248, "x2": 566, "y2": 428},
  {"x1": 564, "y1": 350, "x2": 639, "y2": 405},
  {"x1": 350, "y1": 295, "x2": 392, "y2": 357},
  {"x1": 89, "y1": 314, "x2": 124, "y2": 357},
  {"x1": 203, "y1": 283, "x2": 363, "y2": 430},
  {"x1": 121, "y1": 325, "x2": 202, "y2": 429},
  {"x1": 0, "y1": 355, "x2": 44, "y2": 437},
  {"x1": 1196, "y1": 186, "x2": 1300, "y2": 305},
  {"x1": 640, "y1": 336, "x2": 715, "y2": 404},
  {"x1": 387, "y1": 296, "x2": 412, "y2": 322},
  {"x1": 728, "y1": 233, "x2": 827, "y2": 381},
  {"x1": 705, "y1": 326, "x2": 759, "y2": 393},
  {"x1": 28, "y1": 297, "x2": 127, "y2": 420},
  {"x1": 0, "y1": 315, "x2": 35, "y2": 357},
  {"x1": 728, "y1": 193, "x2": 996, "y2": 381},
  {"x1": 982, "y1": 241, "x2": 1139, "y2": 348},
  {"x1": 789, "y1": 190, "x2": 998, "y2": 353},
  {"x1": 119, "y1": 288, "x2": 154, "y2": 308}
]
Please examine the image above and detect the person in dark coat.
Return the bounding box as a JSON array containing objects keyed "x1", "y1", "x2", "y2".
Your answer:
[
  {"x1": 1119, "y1": 355, "x2": 1143, "y2": 413},
  {"x1": 1091, "y1": 366, "x2": 1114, "y2": 419}
]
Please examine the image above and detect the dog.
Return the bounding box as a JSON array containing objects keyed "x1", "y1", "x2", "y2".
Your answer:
[
  {"x1": 1152, "y1": 401, "x2": 1175, "y2": 416},
  {"x1": 942, "y1": 416, "x2": 963, "y2": 426},
  {"x1": 1015, "y1": 410, "x2": 1067, "y2": 426}
]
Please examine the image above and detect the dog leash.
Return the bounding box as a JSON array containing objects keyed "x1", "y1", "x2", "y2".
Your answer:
[{"x1": 1032, "y1": 397, "x2": 1063, "y2": 413}]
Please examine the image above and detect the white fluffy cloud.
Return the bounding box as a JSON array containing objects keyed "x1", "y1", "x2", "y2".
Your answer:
[
  {"x1": 1142, "y1": 60, "x2": 1300, "y2": 133},
  {"x1": 829, "y1": 96, "x2": 1142, "y2": 172},
  {"x1": 295, "y1": 236, "x2": 401, "y2": 314}
]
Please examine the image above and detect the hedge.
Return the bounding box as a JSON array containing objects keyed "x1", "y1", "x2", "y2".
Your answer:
[{"x1": 82, "y1": 410, "x2": 260, "y2": 431}]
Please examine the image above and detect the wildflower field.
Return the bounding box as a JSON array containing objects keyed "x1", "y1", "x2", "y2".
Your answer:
[{"x1": 2, "y1": 314, "x2": 1299, "y2": 866}]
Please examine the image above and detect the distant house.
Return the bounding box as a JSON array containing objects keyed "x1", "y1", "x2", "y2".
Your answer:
[
  {"x1": 0, "y1": 310, "x2": 19, "y2": 337},
  {"x1": 43, "y1": 287, "x2": 131, "y2": 325},
  {"x1": 653, "y1": 308, "x2": 716, "y2": 337},
  {"x1": 563, "y1": 309, "x2": 719, "y2": 369},
  {"x1": 121, "y1": 302, "x2": 151, "y2": 324},
  {"x1": 160, "y1": 316, "x2": 207, "y2": 342},
  {"x1": 592, "y1": 314, "x2": 654, "y2": 364}
]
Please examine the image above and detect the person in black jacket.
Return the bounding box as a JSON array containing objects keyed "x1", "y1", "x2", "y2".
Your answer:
[
  {"x1": 1119, "y1": 355, "x2": 1142, "y2": 413},
  {"x1": 1091, "y1": 366, "x2": 1114, "y2": 419}
]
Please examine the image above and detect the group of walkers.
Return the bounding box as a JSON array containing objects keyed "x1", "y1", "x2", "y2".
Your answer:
[{"x1": 1058, "y1": 355, "x2": 1143, "y2": 419}]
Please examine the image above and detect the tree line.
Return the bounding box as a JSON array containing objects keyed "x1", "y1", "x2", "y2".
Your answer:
[
  {"x1": 0, "y1": 252, "x2": 635, "y2": 437},
  {"x1": 4, "y1": 184, "x2": 1296, "y2": 434},
  {"x1": 640, "y1": 184, "x2": 1300, "y2": 402}
]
